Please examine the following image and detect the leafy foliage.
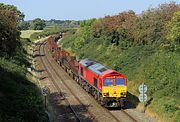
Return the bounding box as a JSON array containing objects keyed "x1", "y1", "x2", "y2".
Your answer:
[
  {"x1": 18, "y1": 21, "x2": 30, "y2": 30},
  {"x1": 134, "y1": 2, "x2": 180, "y2": 45},
  {"x1": 30, "y1": 18, "x2": 46, "y2": 30},
  {"x1": 166, "y1": 11, "x2": 180, "y2": 44},
  {"x1": 0, "y1": 4, "x2": 21, "y2": 56},
  {"x1": 0, "y1": 3, "x2": 24, "y2": 22},
  {"x1": 60, "y1": 2, "x2": 180, "y2": 122}
]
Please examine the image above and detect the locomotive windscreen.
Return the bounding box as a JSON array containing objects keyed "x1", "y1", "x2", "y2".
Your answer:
[
  {"x1": 116, "y1": 78, "x2": 125, "y2": 85},
  {"x1": 104, "y1": 78, "x2": 114, "y2": 86}
]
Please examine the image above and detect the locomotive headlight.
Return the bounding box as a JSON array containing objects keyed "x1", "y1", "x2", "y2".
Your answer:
[
  {"x1": 103, "y1": 92, "x2": 109, "y2": 96},
  {"x1": 120, "y1": 91, "x2": 126, "y2": 96}
]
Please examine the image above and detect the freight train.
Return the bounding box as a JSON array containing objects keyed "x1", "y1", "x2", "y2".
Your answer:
[{"x1": 47, "y1": 33, "x2": 127, "y2": 108}]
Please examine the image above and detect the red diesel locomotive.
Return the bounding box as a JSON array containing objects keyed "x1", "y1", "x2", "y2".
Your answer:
[{"x1": 47, "y1": 34, "x2": 127, "y2": 108}]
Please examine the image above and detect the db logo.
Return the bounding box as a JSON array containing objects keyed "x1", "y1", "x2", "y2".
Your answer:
[{"x1": 113, "y1": 88, "x2": 116, "y2": 91}]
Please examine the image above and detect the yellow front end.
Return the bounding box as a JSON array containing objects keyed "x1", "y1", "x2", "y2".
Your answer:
[{"x1": 102, "y1": 86, "x2": 127, "y2": 98}]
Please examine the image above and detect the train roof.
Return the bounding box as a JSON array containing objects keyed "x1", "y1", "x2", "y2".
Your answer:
[{"x1": 80, "y1": 59, "x2": 110, "y2": 75}]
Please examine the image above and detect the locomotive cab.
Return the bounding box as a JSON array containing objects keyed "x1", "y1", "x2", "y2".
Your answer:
[
  {"x1": 102, "y1": 77, "x2": 127, "y2": 98},
  {"x1": 101, "y1": 71, "x2": 127, "y2": 108}
]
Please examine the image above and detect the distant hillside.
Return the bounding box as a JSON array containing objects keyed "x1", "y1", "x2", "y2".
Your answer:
[{"x1": 60, "y1": 2, "x2": 180, "y2": 122}]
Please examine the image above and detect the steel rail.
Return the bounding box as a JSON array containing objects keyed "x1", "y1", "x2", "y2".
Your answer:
[
  {"x1": 121, "y1": 109, "x2": 138, "y2": 122},
  {"x1": 41, "y1": 41, "x2": 98, "y2": 122},
  {"x1": 38, "y1": 41, "x2": 81, "y2": 122}
]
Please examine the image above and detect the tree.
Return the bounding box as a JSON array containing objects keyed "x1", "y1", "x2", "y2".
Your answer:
[
  {"x1": 18, "y1": 21, "x2": 30, "y2": 30},
  {"x1": 0, "y1": 3, "x2": 25, "y2": 22},
  {"x1": 133, "y1": 2, "x2": 180, "y2": 45},
  {"x1": 30, "y1": 18, "x2": 46, "y2": 30},
  {"x1": 0, "y1": 3, "x2": 21, "y2": 56},
  {"x1": 92, "y1": 11, "x2": 137, "y2": 46},
  {"x1": 166, "y1": 11, "x2": 180, "y2": 43}
]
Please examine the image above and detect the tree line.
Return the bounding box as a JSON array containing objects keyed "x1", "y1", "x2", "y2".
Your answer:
[
  {"x1": 19, "y1": 19, "x2": 81, "y2": 30},
  {"x1": 68, "y1": 2, "x2": 179, "y2": 52}
]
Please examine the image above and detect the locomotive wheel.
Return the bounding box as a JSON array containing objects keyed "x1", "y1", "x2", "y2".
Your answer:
[
  {"x1": 94, "y1": 93, "x2": 98, "y2": 100},
  {"x1": 93, "y1": 91, "x2": 98, "y2": 100},
  {"x1": 86, "y1": 85, "x2": 90, "y2": 92},
  {"x1": 84, "y1": 84, "x2": 88, "y2": 92},
  {"x1": 97, "y1": 94, "x2": 102, "y2": 102},
  {"x1": 100, "y1": 97, "x2": 105, "y2": 106}
]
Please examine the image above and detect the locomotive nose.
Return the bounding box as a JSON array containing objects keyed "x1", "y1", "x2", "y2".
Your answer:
[{"x1": 102, "y1": 86, "x2": 127, "y2": 97}]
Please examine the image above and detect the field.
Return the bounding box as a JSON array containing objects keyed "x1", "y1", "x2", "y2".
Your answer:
[{"x1": 20, "y1": 30, "x2": 42, "y2": 38}]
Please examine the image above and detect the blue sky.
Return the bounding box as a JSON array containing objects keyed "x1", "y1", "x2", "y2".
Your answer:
[{"x1": 1, "y1": 0, "x2": 179, "y2": 20}]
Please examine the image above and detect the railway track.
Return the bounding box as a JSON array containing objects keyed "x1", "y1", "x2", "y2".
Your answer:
[
  {"x1": 110, "y1": 109, "x2": 137, "y2": 122},
  {"x1": 37, "y1": 40, "x2": 138, "y2": 122},
  {"x1": 121, "y1": 109, "x2": 137, "y2": 122},
  {"x1": 38, "y1": 41, "x2": 95, "y2": 122}
]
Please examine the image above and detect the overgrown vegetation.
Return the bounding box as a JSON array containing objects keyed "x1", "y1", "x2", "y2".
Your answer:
[
  {"x1": 0, "y1": 3, "x2": 48, "y2": 121},
  {"x1": 60, "y1": 2, "x2": 180, "y2": 122}
]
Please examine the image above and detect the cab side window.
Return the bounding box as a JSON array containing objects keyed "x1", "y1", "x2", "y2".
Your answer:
[{"x1": 94, "y1": 78, "x2": 97, "y2": 88}]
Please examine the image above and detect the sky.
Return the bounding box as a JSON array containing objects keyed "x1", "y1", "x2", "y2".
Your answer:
[{"x1": 1, "y1": 0, "x2": 179, "y2": 20}]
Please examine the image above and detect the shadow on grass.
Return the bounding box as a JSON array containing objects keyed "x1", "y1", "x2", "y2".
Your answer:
[{"x1": 0, "y1": 66, "x2": 48, "y2": 121}]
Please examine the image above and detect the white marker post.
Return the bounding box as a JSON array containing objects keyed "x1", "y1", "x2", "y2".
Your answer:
[
  {"x1": 139, "y1": 83, "x2": 147, "y2": 113},
  {"x1": 42, "y1": 86, "x2": 50, "y2": 109}
]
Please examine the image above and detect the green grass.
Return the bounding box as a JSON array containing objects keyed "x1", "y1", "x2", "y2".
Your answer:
[
  {"x1": 0, "y1": 57, "x2": 48, "y2": 121},
  {"x1": 20, "y1": 30, "x2": 42, "y2": 38}
]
